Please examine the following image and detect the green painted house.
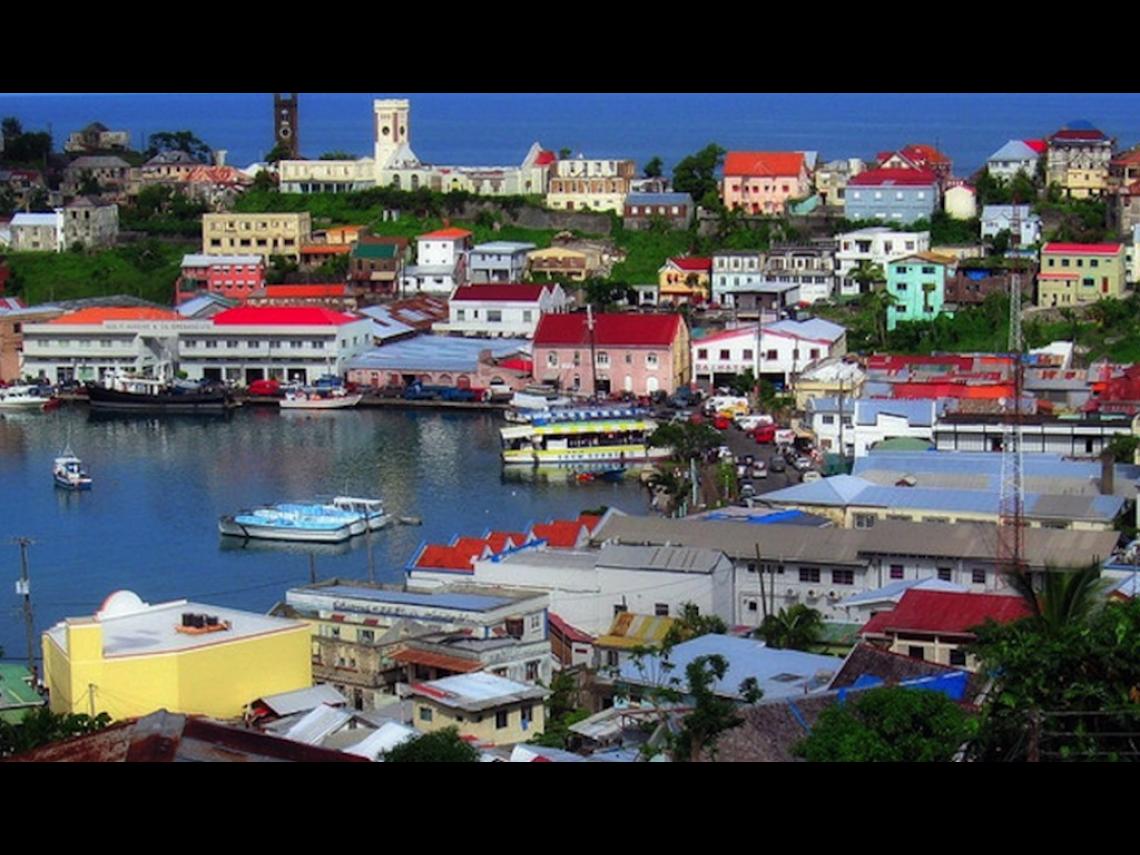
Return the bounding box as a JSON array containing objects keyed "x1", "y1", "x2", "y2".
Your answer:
[{"x1": 885, "y1": 252, "x2": 956, "y2": 331}]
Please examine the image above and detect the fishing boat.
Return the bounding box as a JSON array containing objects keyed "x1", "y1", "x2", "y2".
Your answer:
[
  {"x1": 218, "y1": 509, "x2": 354, "y2": 543},
  {"x1": 0, "y1": 385, "x2": 55, "y2": 411},
  {"x1": 279, "y1": 387, "x2": 362, "y2": 410},
  {"x1": 53, "y1": 447, "x2": 92, "y2": 490},
  {"x1": 500, "y1": 410, "x2": 671, "y2": 466},
  {"x1": 86, "y1": 375, "x2": 235, "y2": 414}
]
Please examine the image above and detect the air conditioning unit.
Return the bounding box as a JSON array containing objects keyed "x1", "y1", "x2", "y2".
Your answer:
[
  {"x1": 828, "y1": 591, "x2": 842, "y2": 600},
  {"x1": 807, "y1": 589, "x2": 818, "y2": 599}
]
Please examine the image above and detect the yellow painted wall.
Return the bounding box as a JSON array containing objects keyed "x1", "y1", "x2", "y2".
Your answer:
[
  {"x1": 45, "y1": 624, "x2": 312, "y2": 721},
  {"x1": 414, "y1": 698, "x2": 546, "y2": 746}
]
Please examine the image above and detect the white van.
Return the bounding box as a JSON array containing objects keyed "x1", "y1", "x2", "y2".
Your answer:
[
  {"x1": 735, "y1": 413, "x2": 774, "y2": 431},
  {"x1": 704, "y1": 395, "x2": 750, "y2": 416}
]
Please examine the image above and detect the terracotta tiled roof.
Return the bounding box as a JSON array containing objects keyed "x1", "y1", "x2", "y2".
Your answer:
[
  {"x1": 861, "y1": 590, "x2": 1031, "y2": 638},
  {"x1": 533, "y1": 313, "x2": 682, "y2": 348},
  {"x1": 420, "y1": 227, "x2": 472, "y2": 240},
  {"x1": 899, "y1": 144, "x2": 950, "y2": 166},
  {"x1": 1051, "y1": 128, "x2": 1106, "y2": 141},
  {"x1": 49, "y1": 307, "x2": 181, "y2": 325},
  {"x1": 212, "y1": 307, "x2": 361, "y2": 326},
  {"x1": 723, "y1": 151, "x2": 806, "y2": 177}
]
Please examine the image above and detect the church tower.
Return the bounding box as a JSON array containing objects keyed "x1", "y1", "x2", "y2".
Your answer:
[
  {"x1": 373, "y1": 99, "x2": 411, "y2": 167},
  {"x1": 273, "y1": 93, "x2": 300, "y2": 159}
]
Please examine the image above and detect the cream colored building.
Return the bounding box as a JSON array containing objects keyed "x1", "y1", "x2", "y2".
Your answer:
[
  {"x1": 546, "y1": 157, "x2": 636, "y2": 213},
  {"x1": 63, "y1": 197, "x2": 118, "y2": 249},
  {"x1": 943, "y1": 185, "x2": 977, "y2": 220},
  {"x1": 1036, "y1": 242, "x2": 1125, "y2": 307},
  {"x1": 409, "y1": 672, "x2": 548, "y2": 746},
  {"x1": 527, "y1": 246, "x2": 591, "y2": 281},
  {"x1": 202, "y1": 212, "x2": 312, "y2": 261},
  {"x1": 278, "y1": 158, "x2": 377, "y2": 193}
]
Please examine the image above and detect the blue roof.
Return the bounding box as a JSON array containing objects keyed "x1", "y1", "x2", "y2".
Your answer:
[
  {"x1": 626, "y1": 192, "x2": 693, "y2": 206},
  {"x1": 316, "y1": 585, "x2": 516, "y2": 612},
  {"x1": 855, "y1": 450, "x2": 1140, "y2": 483},
  {"x1": 701, "y1": 509, "x2": 807, "y2": 525},
  {"x1": 988, "y1": 140, "x2": 1040, "y2": 162},
  {"x1": 766, "y1": 317, "x2": 845, "y2": 342},
  {"x1": 346, "y1": 336, "x2": 529, "y2": 373},
  {"x1": 616, "y1": 634, "x2": 840, "y2": 701},
  {"x1": 841, "y1": 577, "x2": 969, "y2": 606},
  {"x1": 806, "y1": 396, "x2": 855, "y2": 415},
  {"x1": 855, "y1": 398, "x2": 941, "y2": 427}
]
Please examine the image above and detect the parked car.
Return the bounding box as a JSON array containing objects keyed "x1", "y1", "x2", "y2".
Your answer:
[
  {"x1": 717, "y1": 445, "x2": 733, "y2": 461},
  {"x1": 740, "y1": 454, "x2": 755, "y2": 467},
  {"x1": 735, "y1": 413, "x2": 774, "y2": 432},
  {"x1": 753, "y1": 424, "x2": 776, "y2": 444},
  {"x1": 751, "y1": 462, "x2": 768, "y2": 479},
  {"x1": 794, "y1": 456, "x2": 814, "y2": 472},
  {"x1": 713, "y1": 415, "x2": 731, "y2": 431},
  {"x1": 801, "y1": 471, "x2": 822, "y2": 483},
  {"x1": 769, "y1": 455, "x2": 786, "y2": 473},
  {"x1": 741, "y1": 483, "x2": 756, "y2": 498}
]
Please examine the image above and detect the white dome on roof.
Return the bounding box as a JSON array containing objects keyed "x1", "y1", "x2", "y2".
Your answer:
[{"x1": 96, "y1": 590, "x2": 149, "y2": 620}]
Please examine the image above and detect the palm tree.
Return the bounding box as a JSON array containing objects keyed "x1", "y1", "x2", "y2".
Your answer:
[
  {"x1": 755, "y1": 604, "x2": 824, "y2": 651},
  {"x1": 851, "y1": 260, "x2": 884, "y2": 295},
  {"x1": 1003, "y1": 563, "x2": 1109, "y2": 633}
]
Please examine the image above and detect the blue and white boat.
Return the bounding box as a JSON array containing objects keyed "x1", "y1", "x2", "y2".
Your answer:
[
  {"x1": 218, "y1": 508, "x2": 354, "y2": 543},
  {"x1": 53, "y1": 447, "x2": 92, "y2": 490},
  {"x1": 268, "y1": 503, "x2": 368, "y2": 536}
]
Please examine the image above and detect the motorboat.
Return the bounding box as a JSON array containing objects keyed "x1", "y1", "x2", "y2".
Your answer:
[
  {"x1": 279, "y1": 387, "x2": 362, "y2": 410},
  {"x1": 0, "y1": 385, "x2": 55, "y2": 411},
  {"x1": 86, "y1": 375, "x2": 235, "y2": 414},
  {"x1": 268, "y1": 503, "x2": 367, "y2": 536},
  {"x1": 53, "y1": 447, "x2": 92, "y2": 490},
  {"x1": 218, "y1": 509, "x2": 354, "y2": 543}
]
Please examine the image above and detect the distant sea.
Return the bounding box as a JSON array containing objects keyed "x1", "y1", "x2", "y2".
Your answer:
[{"x1": 3, "y1": 92, "x2": 1140, "y2": 178}]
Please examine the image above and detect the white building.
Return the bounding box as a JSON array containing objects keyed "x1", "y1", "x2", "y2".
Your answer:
[
  {"x1": 943, "y1": 184, "x2": 977, "y2": 220},
  {"x1": 834, "y1": 227, "x2": 930, "y2": 296},
  {"x1": 986, "y1": 139, "x2": 1043, "y2": 181},
  {"x1": 407, "y1": 543, "x2": 737, "y2": 636},
  {"x1": 21, "y1": 307, "x2": 190, "y2": 384},
  {"x1": 980, "y1": 205, "x2": 1042, "y2": 247},
  {"x1": 468, "y1": 241, "x2": 536, "y2": 284},
  {"x1": 805, "y1": 396, "x2": 856, "y2": 456},
  {"x1": 433, "y1": 283, "x2": 570, "y2": 339},
  {"x1": 401, "y1": 227, "x2": 472, "y2": 295},
  {"x1": 277, "y1": 158, "x2": 377, "y2": 193},
  {"x1": 177, "y1": 306, "x2": 373, "y2": 385},
  {"x1": 9, "y1": 211, "x2": 63, "y2": 253},
  {"x1": 851, "y1": 398, "x2": 946, "y2": 457},
  {"x1": 545, "y1": 156, "x2": 636, "y2": 214},
  {"x1": 691, "y1": 317, "x2": 847, "y2": 387},
  {"x1": 763, "y1": 242, "x2": 839, "y2": 304},
  {"x1": 711, "y1": 250, "x2": 765, "y2": 306}
]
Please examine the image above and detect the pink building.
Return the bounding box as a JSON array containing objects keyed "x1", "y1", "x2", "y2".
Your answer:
[
  {"x1": 721, "y1": 152, "x2": 811, "y2": 215},
  {"x1": 175, "y1": 254, "x2": 266, "y2": 305},
  {"x1": 532, "y1": 313, "x2": 690, "y2": 397}
]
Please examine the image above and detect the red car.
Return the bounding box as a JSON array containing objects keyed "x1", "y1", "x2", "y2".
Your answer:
[
  {"x1": 752, "y1": 424, "x2": 776, "y2": 444},
  {"x1": 713, "y1": 415, "x2": 731, "y2": 431}
]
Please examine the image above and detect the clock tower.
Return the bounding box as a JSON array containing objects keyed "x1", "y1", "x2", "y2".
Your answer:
[{"x1": 273, "y1": 93, "x2": 299, "y2": 159}]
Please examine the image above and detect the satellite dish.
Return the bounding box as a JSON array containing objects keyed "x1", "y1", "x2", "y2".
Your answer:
[{"x1": 97, "y1": 590, "x2": 149, "y2": 620}]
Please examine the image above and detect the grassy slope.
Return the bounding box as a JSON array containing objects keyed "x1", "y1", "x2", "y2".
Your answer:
[{"x1": 7, "y1": 242, "x2": 193, "y2": 306}]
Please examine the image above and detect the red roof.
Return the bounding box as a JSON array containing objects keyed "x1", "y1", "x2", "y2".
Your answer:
[
  {"x1": 451, "y1": 284, "x2": 548, "y2": 302},
  {"x1": 668, "y1": 256, "x2": 712, "y2": 272},
  {"x1": 548, "y1": 612, "x2": 595, "y2": 644},
  {"x1": 723, "y1": 151, "x2": 806, "y2": 177},
  {"x1": 1051, "y1": 128, "x2": 1106, "y2": 141},
  {"x1": 498, "y1": 358, "x2": 533, "y2": 373},
  {"x1": 533, "y1": 313, "x2": 682, "y2": 348},
  {"x1": 212, "y1": 307, "x2": 361, "y2": 326},
  {"x1": 849, "y1": 167, "x2": 938, "y2": 187},
  {"x1": 413, "y1": 543, "x2": 484, "y2": 572},
  {"x1": 420, "y1": 227, "x2": 472, "y2": 240},
  {"x1": 578, "y1": 513, "x2": 602, "y2": 532},
  {"x1": 262, "y1": 284, "x2": 347, "y2": 298},
  {"x1": 861, "y1": 590, "x2": 1031, "y2": 638},
  {"x1": 300, "y1": 244, "x2": 352, "y2": 255},
  {"x1": 50, "y1": 307, "x2": 181, "y2": 325},
  {"x1": 1042, "y1": 242, "x2": 1122, "y2": 255},
  {"x1": 531, "y1": 520, "x2": 587, "y2": 548},
  {"x1": 485, "y1": 531, "x2": 529, "y2": 552},
  {"x1": 392, "y1": 649, "x2": 481, "y2": 674},
  {"x1": 533, "y1": 150, "x2": 557, "y2": 166},
  {"x1": 1023, "y1": 139, "x2": 1047, "y2": 154},
  {"x1": 898, "y1": 144, "x2": 950, "y2": 166}
]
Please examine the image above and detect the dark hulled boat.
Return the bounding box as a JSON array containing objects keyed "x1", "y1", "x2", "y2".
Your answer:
[{"x1": 85, "y1": 377, "x2": 236, "y2": 414}]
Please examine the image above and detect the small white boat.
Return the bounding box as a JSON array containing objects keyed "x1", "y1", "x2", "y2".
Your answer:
[
  {"x1": 269, "y1": 503, "x2": 368, "y2": 536},
  {"x1": 0, "y1": 385, "x2": 54, "y2": 411},
  {"x1": 219, "y1": 510, "x2": 354, "y2": 543},
  {"x1": 279, "y1": 388, "x2": 362, "y2": 410},
  {"x1": 53, "y1": 447, "x2": 92, "y2": 490}
]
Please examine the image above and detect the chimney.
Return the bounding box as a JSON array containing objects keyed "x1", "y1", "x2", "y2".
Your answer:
[
  {"x1": 1100, "y1": 449, "x2": 1115, "y2": 495},
  {"x1": 214, "y1": 149, "x2": 227, "y2": 167}
]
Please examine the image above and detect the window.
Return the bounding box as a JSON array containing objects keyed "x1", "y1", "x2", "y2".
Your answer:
[
  {"x1": 547, "y1": 352, "x2": 558, "y2": 367},
  {"x1": 624, "y1": 353, "x2": 632, "y2": 364},
  {"x1": 606, "y1": 650, "x2": 619, "y2": 668},
  {"x1": 358, "y1": 629, "x2": 374, "y2": 644},
  {"x1": 495, "y1": 710, "x2": 509, "y2": 729},
  {"x1": 908, "y1": 646, "x2": 925, "y2": 661},
  {"x1": 487, "y1": 310, "x2": 502, "y2": 323},
  {"x1": 290, "y1": 340, "x2": 302, "y2": 350},
  {"x1": 890, "y1": 564, "x2": 905, "y2": 580},
  {"x1": 596, "y1": 351, "x2": 609, "y2": 366},
  {"x1": 654, "y1": 603, "x2": 669, "y2": 617},
  {"x1": 853, "y1": 513, "x2": 876, "y2": 529},
  {"x1": 525, "y1": 660, "x2": 540, "y2": 681},
  {"x1": 742, "y1": 349, "x2": 753, "y2": 361},
  {"x1": 697, "y1": 348, "x2": 708, "y2": 359},
  {"x1": 832, "y1": 569, "x2": 855, "y2": 586},
  {"x1": 937, "y1": 567, "x2": 953, "y2": 582},
  {"x1": 646, "y1": 353, "x2": 659, "y2": 368},
  {"x1": 226, "y1": 340, "x2": 238, "y2": 349},
  {"x1": 1061, "y1": 258, "x2": 1070, "y2": 267},
  {"x1": 719, "y1": 349, "x2": 730, "y2": 360},
  {"x1": 766, "y1": 349, "x2": 777, "y2": 360},
  {"x1": 456, "y1": 309, "x2": 465, "y2": 321},
  {"x1": 613, "y1": 603, "x2": 627, "y2": 616},
  {"x1": 419, "y1": 706, "x2": 432, "y2": 722},
  {"x1": 972, "y1": 569, "x2": 986, "y2": 585},
  {"x1": 949, "y1": 649, "x2": 967, "y2": 667},
  {"x1": 1090, "y1": 258, "x2": 1099, "y2": 268},
  {"x1": 523, "y1": 310, "x2": 532, "y2": 322},
  {"x1": 799, "y1": 567, "x2": 821, "y2": 583},
  {"x1": 822, "y1": 414, "x2": 835, "y2": 425}
]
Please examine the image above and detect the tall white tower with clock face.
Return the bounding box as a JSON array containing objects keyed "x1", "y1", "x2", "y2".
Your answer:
[{"x1": 373, "y1": 99, "x2": 412, "y2": 167}]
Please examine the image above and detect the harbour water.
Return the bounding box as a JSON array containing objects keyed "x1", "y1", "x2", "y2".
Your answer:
[
  {"x1": 3, "y1": 92, "x2": 1140, "y2": 179},
  {"x1": 0, "y1": 406, "x2": 648, "y2": 661}
]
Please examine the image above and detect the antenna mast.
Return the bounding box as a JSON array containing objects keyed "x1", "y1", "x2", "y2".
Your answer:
[{"x1": 998, "y1": 201, "x2": 1026, "y2": 580}]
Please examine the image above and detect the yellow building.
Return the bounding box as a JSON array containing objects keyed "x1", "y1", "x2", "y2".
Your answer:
[
  {"x1": 545, "y1": 158, "x2": 636, "y2": 213},
  {"x1": 43, "y1": 590, "x2": 312, "y2": 722},
  {"x1": 657, "y1": 257, "x2": 711, "y2": 304},
  {"x1": 1036, "y1": 242, "x2": 1124, "y2": 307},
  {"x1": 409, "y1": 672, "x2": 548, "y2": 746},
  {"x1": 527, "y1": 246, "x2": 591, "y2": 282},
  {"x1": 202, "y1": 212, "x2": 313, "y2": 261}
]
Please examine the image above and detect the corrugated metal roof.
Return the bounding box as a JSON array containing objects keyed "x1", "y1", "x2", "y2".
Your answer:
[
  {"x1": 410, "y1": 672, "x2": 548, "y2": 711},
  {"x1": 256, "y1": 684, "x2": 346, "y2": 717},
  {"x1": 310, "y1": 585, "x2": 517, "y2": 612},
  {"x1": 765, "y1": 318, "x2": 845, "y2": 343},
  {"x1": 346, "y1": 336, "x2": 530, "y2": 373},
  {"x1": 855, "y1": 398, "x2": 940, "y2": 427},
  {"x1": 841, "y1": 577, "x2": 970, "y2": 607},
  {"x1": 471, "y1": 241, "x2": 537, "y2": 253},
  {"x1": 595, "y1": 612, "x2": 676, "y2": 649},
  {"x1": 626, "y1": 192, "x2": 694, "y2": 206},
  {"x1": 282, "y1": 704, "x2": 354, "y2": 746},
  {"x1": 596, "y1": 544, "x2": 728, "y2": 574},
  {"x1": 987, "y1": 140, "x2": 1040, "y2": 162},
  {"x1": 343, "y1": 721, "x2": 417, "y2": 760}
]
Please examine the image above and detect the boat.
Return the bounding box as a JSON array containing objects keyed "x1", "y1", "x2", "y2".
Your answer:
[
  {"x1": 264, "y1": 503, "x2": 368, "y2": 536},
  {"x1": 53, "y1": 447, "x2": 92, "y2": 490},
  {"x1": 398, "y1": 515, "x2": 422, "y2": 526},
  {"x1": 500, "y1": 411, "x2": 672, "y2": 466},
  {"x1": 0, "y1": 385, "x2": 55, "y2": 411},
  {"x1": 331, "y1": 496, "x2": 392, "y2": 531},
  {"x1": 505, "y1": 385, "x2": 575, "y2": 423},
  {"x1": 279, "y1": 387, "x2": 362, "y2": 410},
  {"x1": 86, "y1": 375, "x2": 235, "y2": 414},
  {"x1": 597, "y1": 467, "x2": 627, "y2": 482},
  {"x1": 219, "y1": 509, "x2": 354, "y2": 543}
]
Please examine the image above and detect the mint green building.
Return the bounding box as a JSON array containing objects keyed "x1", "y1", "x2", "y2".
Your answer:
[{"x1": 885, "y1": 252, "x2": 956, "y2": 331}]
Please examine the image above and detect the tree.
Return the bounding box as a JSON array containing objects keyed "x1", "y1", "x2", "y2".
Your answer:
[
  {"x1": 672, "y1": 143, "x2": 725, "y2": 204},
  {"x1": 530, "y1": 671, "x2": 591, "y2": 749},
  {"x1": 857, "y1": 285, "x2": 896, "y2": 349},
  {"x1": 755, "y1": 604, "x2": 824, "y2": 651},
  {"x1": 990, "y1": 228, "x2": 1011, "y2": 255},
  {"x1": 251, "y1": 169, "x2": 277, "y2": 192},
  {"x1": 146, "y1": 130, "x2": 212, "y2": 164},
  {"x1": 77, "y1": 170, "x2": 101, "y2": 197},
  {"x1": 583, "y1": 277, "x2": 633, "y2": 309},
  {"x1": 1003, "y1": 563, "x2": 1110, "y2": 634},
  {"x1": 643, "y1": 156, "x2": 664, "y2": 179},
  {"x1": 0, "y1": 707, "x2": 112, "y2": 759},
  {"x1": 558, "y1": 147, "x2": 572, "y2": 160},
  {"x1": 264, "y1": 142, "x2": 293, "y2": 164},
  {"x1": 850, "y1": 260, "x2": 884, "y2": 295},
  {"x1": 672, "y1": 654, "x2": 760, "y2": 762},
  {"x1": 266, "y1": 254, "x2": 298, "y2": 284},
  {"x1": 382, "y1": 726, "x2": 481, "y2": 762},
  {"x1": 794, "y1": 686, "x2": 973, "y2": 762},
  {"x1": 319, "y1": 151, "x2": 356, "y2": 160},
  {"x1": 2, "y1": 117, "x2": 23, "y2": 139},
  {"x1": 728, "y1": 368, "x2": 756, "y2": 398},
  {"x1": 666, "y1": 602, "x2": 727, "y2": 645},
  {"x1": 647, "y1": 421, "x2": 721, "y2": 461},
  {"x1": 1107, "y1": 433, "x2": 1140, "y2": 465}
]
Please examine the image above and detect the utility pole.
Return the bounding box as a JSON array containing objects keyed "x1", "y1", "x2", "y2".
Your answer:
[
  {"x1": 586, "y1": 303, "x2": 598, "y2": 398},
  {"x1": 13, "y1": 537, "x2": 36, "y2": 681},
  {"x1": 308, "y1": 553, "x2": 316, "y2": 584}
]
